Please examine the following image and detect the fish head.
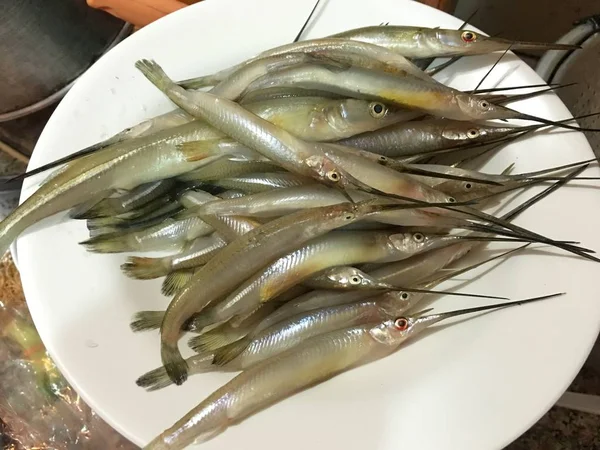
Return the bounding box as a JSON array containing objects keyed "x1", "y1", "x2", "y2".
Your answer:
[
  {"x1": 317, "y1": 202, "x2": 362, "y2": 228},
  {"x1": 325, "y1": 99, "x2": 395, "y2": 134},
  {"x1": 424, "y1": 29, "x2": 515, "y2": 56},
  {"x1": 434, "y1": 179, "x2": 497, "y2": 202},
  {"x1": 440, "y1": 120, "x2": 511, "y2": 145},
  {"x1": 388, "y1": 231, "x2": 433, "y2": 254},
  {"x1": 433, "y1": 29, "x2": 580, "y2": 54},
  {"x1": 315, "y1": 199, "x2": 391, "y2": 229},
  {"x1": 317, "y1": 266, "x2": 364, "y2": 288},
  {"x1": 368, "y1": 315, "x2": 421, "y2": 347},
  {"x1": 454, "y1": 94, "x2": 519, "y2": 121},
  {"x1": 372, "y1": 293, "x2": 563, "y2": 346},
  {"x1": 327, "y1": 267, "x2": 382, "y2": 289},
  {"x1": 455, "y1": 122, "x2": 527, "y2": 143},
  {"x1": 304, "y1": 154, "x2": 350, "y2": 187},
  {"x1": 376, "y1": 290, "x2": 423, "y2": 316},
  {"x1": 305, "y1": 153, "x2": 395, "y2": 200}
]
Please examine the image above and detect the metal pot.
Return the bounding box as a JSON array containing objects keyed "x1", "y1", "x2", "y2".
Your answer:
[
  {"x1": 536, "y1": 15, "x2": 600, "y2": 155},
  {"x1": 0, "y1": 0, "x2": 132, "y2": 122}
]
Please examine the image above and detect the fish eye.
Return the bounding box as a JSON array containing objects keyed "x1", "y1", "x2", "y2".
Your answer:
[
  {"x1": 394, "y1": 317, "x2": 409, "y2": 331},
  {"x1": 480, "y1": 101, "x2": 490, "y2": 110},
  {"x1": 400, "y1": 292, "x2": 409, "y2": 300},
  {"x1": 327, "y1": 170, "x2": 340, "y2": 182},
  {"x1": 467, "y1": 128, "x2": 480, "y2": 138},
  {"x1": 344, "y1": 213, "x2": 354, "y2": 220},
  {"x1": 413, "y1": 233, "x2": 425, "y2": 243},
  {"x1": 369, "y1": 102, "x2": 387, "y2": 118},
  {"x1": 464, "y1": 182, "x2": 473, "y2": 190},
  {"x1": 447, "y1": 196, "x2": 456, "y2": 203},
  {"x1": 350, "y1": 276, "x2": 361, "y2": 285},
  {"x1": 461, "y1": 31, "x2": 477, "y2": 43}
]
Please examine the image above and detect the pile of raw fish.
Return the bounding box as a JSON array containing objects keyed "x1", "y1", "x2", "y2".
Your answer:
[{"x1": 7, "y1": 17, "x2": 600, "y2": 450}]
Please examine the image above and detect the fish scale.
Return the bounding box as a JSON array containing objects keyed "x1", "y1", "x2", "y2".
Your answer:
[{"x1": 225, "y1": 300, "x2": 385, "y2": 369}]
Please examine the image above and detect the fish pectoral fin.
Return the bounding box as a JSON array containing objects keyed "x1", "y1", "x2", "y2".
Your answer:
[
  {"x1": 189, "y1": 330, "x2": 235, "y2": 353},
  {"x1": 177, "y1": 139, "x2": 222, "y2": 162},
  {"x1": 192, "y1": 426, "x2": 229, "y2": 446},
  {"x1": 162, "y1": 270, "x2": 194, "y2": 297},
  {"x1": 212, "y1": 337, "x2": 250, "y2": 366}
]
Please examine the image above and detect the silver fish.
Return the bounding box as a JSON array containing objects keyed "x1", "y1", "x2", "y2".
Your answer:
[
  {"x1": 189, "y1": 229, "x2": 507, "y2": 331},
  {"x1": 156, "y1": 201, "x2": 417, "y2": 385},
  {"x1": 331, "y1": 26, "x2": 580, "y2": 58},
  {"x1": 144, "y1": 294, "x2": 561, "y2": 449}
]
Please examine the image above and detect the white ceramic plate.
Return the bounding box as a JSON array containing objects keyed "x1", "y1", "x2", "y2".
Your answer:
[{"x1": 17, "y1": 0, "x2": 600, "y2": 448}]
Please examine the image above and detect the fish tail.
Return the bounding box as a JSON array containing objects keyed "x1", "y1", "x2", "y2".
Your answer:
[
  {"x1": 135, "y1": 59, "x2": 175, "y2": 93},
  {"x1": 87, "y1": 216, "x2": 127, "y2": 230},
  {"x1": 137, "y1": 354, "x2": 215, "y2": 391},
  {"x1": 161, "y1": 342, "x2": 188, "y2": 385},
  {"x1": 188, "y1": 329, "x2": 241, "y2": 353},
  {"x1": 161, "y1": 270, "x2": 194, "y2": 296},
  {"x1": 130, "y1": 311, "x2": 165, "y2": 332},
  {"x1": 121, "y1": 257, "x2": 170, "y2": 279},
  {"x1": 137, "y1": 59, "x2": 200, "y2": 118},
  {"x1": 136, "y1": 365, "x2": 174, "y2": 391},
  {"x1": 88, "y1": 226, "x2": 121, "y2": 238},
  {"x1": 74, "y1": 199, "x2": 118, "y2": 219},
  {"x1": 212, "y1": 337, "x2": 250, "y2": 366},
  {"x1": 79, "y1": 232, "x2": 131, "y2": 253},
  {"x1": 70, "y1": 199, "x2": 107, "y2": 220}
]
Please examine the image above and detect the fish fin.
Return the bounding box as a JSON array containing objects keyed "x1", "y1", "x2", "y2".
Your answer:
[
  {"x1": 69, "y1": 190, "x2": 114, "y2": 219},
  {"x1": 136, "y1": 354, "x2": 214, "y2": 391},
  {"x1": 121, "y1": 257, "x2": 169, "y2": 279},
  {"x1": 70, "y1": 200, "x2": 106, "y2": 219},
  {"x1": 87, "y1": 226, "x2": 120, "y2": 238},
  {"x1": 161, "y1": 342, "x2": 188, "y2": 385},
  {"x1": 212, "y1": 337, "x2": 250, "y2": 366},
  {"x1": 136, "y1": 59, "x2": 173, "y2": 91},
  {"x1": 176, "y1": 140, "x2": 221, "y2": 162},
  {"x1": 86, "y1": 216, "x2": 127, "y2": 230},
  {"x1": 136, "y1": 365, "x2": 173, "y2": 391},
  {"x1": 130, "y1": 311, "x2": 165, "y2": 332},
  {"x1": 188, "y1": 329, "x2": 239, "y2": 353},
  {"x1": 161, "y1": 270, "x2": 194, "y2": 296},
  {"x1": 79, "y1": 233, "x2": 130, "y2": 253},
  {"x1": 75, "y1": 198, "x2": 120, "y2": 219}
]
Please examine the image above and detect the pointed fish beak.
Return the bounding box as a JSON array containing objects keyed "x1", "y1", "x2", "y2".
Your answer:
[
  {"x1": 409, "y1": 292, "x2": 564, "y2": 329},
  {"x1": 483, "y1": 36, "x2": 580, "y2": 52},
  {"x1": 386, "y1": 285, "x2": 508, "y2": 300},
  {"x1": 495, "y1": 106, "x2": 600, "y2": 133}
]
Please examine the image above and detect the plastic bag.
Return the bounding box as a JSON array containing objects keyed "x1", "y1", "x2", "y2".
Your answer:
[{"x1": 0, "y1": 253, "x2": 137, "y2": 450}]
